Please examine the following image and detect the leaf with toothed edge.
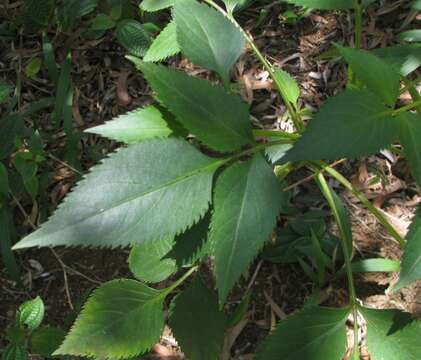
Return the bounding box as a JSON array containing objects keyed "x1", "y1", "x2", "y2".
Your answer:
[
  {"x1": 210, "y1": 154, "x2": 285, "y2": 305},
  {"x1": 130, "y1": 59, "x2": 254, "y2": 152},
  {"x1": 13, "y1": 139, "x2": 220, "y2": 250},
  {"x1": 85, "y1": 106, "x2": 172, "y2": 143},
  {"x1": 140, "y1": 0, "x2": 173, "y2": 12},
  {"x1": 54, "y1": 279, "x2": 165, "y2": 358},
  {"x1": 144, "y1": 21, "x2": 180, "y2": 63}
]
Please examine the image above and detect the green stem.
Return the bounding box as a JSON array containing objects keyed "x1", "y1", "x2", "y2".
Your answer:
[
  {"x1": 252, "y1": 129, "x2": 300, "y2": 140},
  {"x1": 316, "y1": 163, "x2": 406, "y2": 247},
  {"x1": 354, "y1": 3, "x2": 363, "y2": 50},
  {"x1": 202, "y1": 0, "x2": 305, "y2": 132},
  {"x1": 390, "y1": 99, "x2": 421, "y2": 116},
  {"x1": 163, "y1": 266, "x2": 198, "y2": 296}
]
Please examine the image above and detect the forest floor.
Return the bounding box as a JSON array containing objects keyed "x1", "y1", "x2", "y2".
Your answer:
[{"x1": 1, "y1": 1, "x2": 420, "y2": 359}]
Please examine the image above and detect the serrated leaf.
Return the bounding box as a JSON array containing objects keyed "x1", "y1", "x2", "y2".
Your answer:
[
  {"x1": 144, "y1": 21, "x2": 180, "y2": 62},
  {"x1": 116, "y1": 20, "x2": 151, "y2": 57},
  {"x1": 398, "y1": 112, "x2": 421, "y2": 188},
  {"x1": 273, "y1": 69, "x2": 300, "y2": 106},
  {"x1": 283, "y1": 90, "x2": 397, "y2": 162},
  {"x1": 373, "y1": 44, "x2": 421, "y2": 76},
  {"x1": 132, "y1": 60, "x2": 254, "y2": 152},
  {"x1": 31, "y1": 327, "x2": 66, "y2": 357},
  {"x1": 1, "y1": 344, "x2": 27, "y2": 360},
  {"x1": 169, "y1": 276, "x2": 227, "y2": 360},
  {"x1": 55, "y1": 279, "x2": 165, "y2": 358},
  {"x1": 284, "y1": 0, "x2": 374, "y2": 10},
  {"x1": 361, "y1": 307, "x2": 421, "y2": 360},
  {"x1": 129, "y1": 237, "x2": 176, "y2": 283},
  {"x1": 336, "y1": 45, "x2": 400, "y2": 106},
  {"x1": 17, "y1": 296, "x2": 44, "y2": 331},
  {"x1": 86, "y1": 106, "x2": 172, "y2": 143},
  {"x1": 13, "y1": 139, "x2": 219, "y2": 250},
  {"x1": 140, "y1": 0, "x2": 173, "y2": 11},
  {"x1": 174, "y1": 0, "x2": 245, "y2": 84},
  {"x1": 256, "y1": 306, "x2": 350, "y2": 360},
  {"x1": 210, "y1": 154, "x2": 284, "y2": 304},
  {"x1": 395, "y1": 206, "x2": 421, "y2": 290}
]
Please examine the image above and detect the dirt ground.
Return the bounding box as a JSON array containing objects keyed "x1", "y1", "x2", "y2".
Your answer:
[{"x1": 1, "y1": 0, "x2": 420, "y2": 359}]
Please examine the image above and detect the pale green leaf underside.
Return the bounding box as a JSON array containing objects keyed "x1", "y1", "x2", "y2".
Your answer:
[
  {"x1": 133, "y1": 60, "x2": 254, "y2": 152},
  {"x1": 337, "y1": 45, "x2": 400, "y2": 106},
  {"x1": 398, "y1": 112, "x2": 421, "y2": 188},
  {"x1": 174, "y1": 0, "x2": 245, "y2": 83},
  {"x1": 283, "y1": 90, "x2": 397, "y2": 162},
  {"x1": 55, "y1": 279, "x2": 165, "y2": 358},
  {"x1": 144, "y1": 21, "x2": 180, "y2": 62},
  {"x1": 395, "y1": 206, "x2": 421, "y2": 290},
  {"x1": 169, "y1": 277, "x2": 227, "y2": 360},
  {"x1": 284, "y1": 0, "x2": 375, "y2": 9},
  {"x1": 361, "y1": 307, "x2": 421, "y2": 360},
  {"x1": 13, "y1": 139, "x2": 218, "y2": 250},
  {"x1": 210, "y1": 155, "x2": 284, "y2": 304},
  {"x1": 129, "y1": 237, "x2": 176, "y2": 283},
  {"x1": 86, "y1": 106, "x2": 172, "y2": 143},
  {"x1": 256, "y1": 306, "x2": 350, "y2": 360},
  {"x1": 140, "y1": 0, "x2": 173, "y2": 12}
]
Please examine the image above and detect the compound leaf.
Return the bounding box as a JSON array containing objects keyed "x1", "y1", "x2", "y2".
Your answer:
[
  {"x1": 129, "y1": 237, "x2": 176, "y2": 283},
  {"x1": 13, "y1": 139, "x2": 219, "y2": 249},
  {"x1": 361, "y1": 307, "x2": 421, "y2": 360},
  {"x1": 169, "y1": 276, "x2": 227, "y2": 360},
  {"x1": 173, "y1": 0, "x2": 245, "y2": 84},
  {"x1": 395, "y1": 206, "x2": 421, "y2": 290},
  {"x1": 86, "y1": 106, "x2": 172, "y2": 143},
  {"x1": 140, "y1": 0, "x2": 173, "y2": 11},
  {"x1": 55, "y1": 279, "x2": 165, "y2": 358},
  {"x1": 256, "y1": 306, "x2": 350, "y2": 360},
  {"x1": 210, "y1": 155, "x2": 284, "y2": 304},
  {"x1": 144, "y1": 21, "x2": 180, "y2": 62},
  {"x1": 133, "y1": 60, "x2": 254, "y2": 152},
  {"x1": 398, "y1": 112, "x2": 421, "y2": 188},
  {"x1": 336, "y1": 45, "x2": 400, "y2": 106},
  {"x1": 283, "y1": 90, "x2": 397, "y2": 162}
]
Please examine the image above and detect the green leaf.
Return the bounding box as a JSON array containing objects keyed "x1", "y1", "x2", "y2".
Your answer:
[
  {"x1": 128, "y1": 237, "x2": 176, "y2": 283},
  {"x1": 174, "y1": 0, "x2": 245, "y2": 84},
  {"x1": 144, "y1": 21, "x2": 180, "y2": 62},
  {"x1": 169, "y1": 276, "x2": 227, "y2": 360},
  {"x1": 398, "y1": 112, "x2": 421, "y2": 188},
  {"x1": 0, "y1": 114, "x2": 25, "y2": 160},
  {"x1": 86, "y1": 106, "x2": 172, "y2": 143},
  {"x1": 132, "y1": 60, "x2": 254, "y2": 152},
  {"x1": 360, "y1": 307, "x2": 421, "y2": 360},
  {"x1": 13, "y1": 139, "x2": 219, "y2": 249},
  {"x1": 52, "y1": 53, "x2": 72, "y2": 126},
  {"x1": 373, "y1": 44, "x2": 421, "y2": 76},
  {"x1": 284, "y1": 0, "x2": 375, "y2": 10},
  {"x1": 42, "y1": 33, "x2": 59, "y2": 83},
  {"x1": 1, "y1": 344, "x2": 27, "y2": 360},
  {"x1": 140, "y1": 0, "x2": 173, "y2": 12},
  {"x1": 58, "y1": 0, "x2": 99, "y2": 31},
  {"x1": 223, "y1": 0, "x2": 253, "y2": 13},
  {"x1": 22, "y1": 0, "x2": 54, "y2": 31},
  {"x1": 0, "y1": 163, "x2": 9, "y2": 195},
  {"x1": 0, "y1": 206, "x2": 20, "y2": 283},
  {"x1": 273, "y1": 69, "x2": 300, "y2": 106},
  {"x1": 336, "y1": 45, "x2": 400, "y2": 106},
  {"x1": 283, "y1": 90, "x2": 397, "y2": 162},
  {"x1": 210, "y1": 155, "x2": 284, "y2": 304},
  {"x1": 397, "y1": 29, "x2": 421, "y2": 43},
  {"x1": 256, "y1": 306, "x2": 350, "y2": 360},
  {"x1": 31, "y1": 327, "x2": 66, "y2": 357},
  {"x1": 55, "y1": 279, "x2": 165, "y2": 358},
  {"x1": 17, "y1": 296, "x2": 44, "y2": 331},
  {"x1": 0, "y1": 83, "x2": 12, "y2": 104},
  {"x1": 116, "y1": 20, "x2": 151, "y2": 57},
  {"x1": 350, "y1": 258, "x2": 400, "y2": 273},
  {"x1": 90, "y1": 14, "x2": 116, "y2": 30},
  {"x1": 413, "y1": 0, "x2": 421, "y2": 10},
  {"x1": 395, "y1": 206, "x2": 421, "y2": 290}
]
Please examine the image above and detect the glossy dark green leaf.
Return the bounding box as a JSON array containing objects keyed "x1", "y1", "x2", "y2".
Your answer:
[
  {"x1": 283, "y1": 90, "x2": 397, "y2": 162},
  {"x1": 133, "y1": 60, "x2": 254, "y2": 152},
  {"x1": 361, "y1": 307, "x2": 421, "y2": 360},
  {"x1": 174, "y1": 0, "x2": 245, "y2": 83},
  {"x1": 90, "y1": 14, "x2": 116, "y2": 30},
  {"x1": 256, "y1": 306, "x2": 350, "y2": 360},
  {"x1": 1, "y1": 344, "x2": 27, "y2": 360},
  {"x1": 210, "y1": 155, "x2": 284, "y2": 304},
  {"x1": 169, "y1": 277, "x2": 227, "y2": 360},
  {"x1": 55, "y1": 279, "x2": 165, "y2": 358},
  {"x1": 13, "y1": 139, "x2": 219, "y2": 249}
]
